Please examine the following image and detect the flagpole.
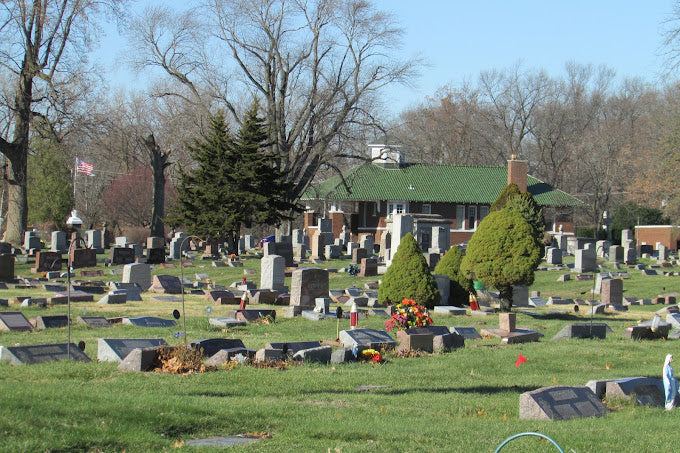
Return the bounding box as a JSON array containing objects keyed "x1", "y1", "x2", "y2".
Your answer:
[{"x1": 73, "y1": 157, "x2": 77, "y2": 202}]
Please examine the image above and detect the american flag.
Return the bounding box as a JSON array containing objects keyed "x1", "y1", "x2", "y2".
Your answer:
[{"x1": 76, "y1": 158, "x2": 94, "y2": 175}]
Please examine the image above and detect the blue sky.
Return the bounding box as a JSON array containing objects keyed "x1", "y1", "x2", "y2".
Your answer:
[{"x1": 99, "y1": 1, "x2": 677, "y2": 115}]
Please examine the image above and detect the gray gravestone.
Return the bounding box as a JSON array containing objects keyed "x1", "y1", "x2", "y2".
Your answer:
[
  {"x1": 546, "y1": 247, "x2": 562, "y2": 265},
  {"x1": 519, "y1": 386, "x2": 607, "y2": 421},
  {"x1": 574, "y1": 248, "x2": 597, "y2": 273},
  {"x1": 190, "y1": 338, "x2": 246, "y2": 358},
  {"x1": 449, "y1": 326, "x2": 482, "y2": 340},
  {"x1": 97, "y1": 338, "x2": 168, "y2": 362},
  {"x1": 0, "y1": 343, "x2": 91, "y2": 365},
  {"x1": 34, "y1": 315, "x2": 69, "y2": 329},
  {"x1": 605, "y1": 377, "x2": 665, "y2": 407},
  {"x1": 290, "y1": 268, "x2": 329, "y2": 308},
  {"x1": 122, "y1": 263, "x2": 151, "y2": 290},
  {"x1": 77, "y1": 316, "x2": 111, "y2": 328},
  {"x1": 50, "y1": 231, "x2": 66, "y2": 253},
  {"x1": 260, "y1": 255, "x2": 286, "y2": 291},
  {"x1": 552, "y1": 323, "x2": 608, "y2": 340}
]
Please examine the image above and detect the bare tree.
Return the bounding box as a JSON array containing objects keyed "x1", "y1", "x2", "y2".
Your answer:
[
  {"x1": 0, "y1": 0, "x2": 127, "y2": 245},
  {"x1": 127, "y1": 0, "x2": 417, "y2": 233}
]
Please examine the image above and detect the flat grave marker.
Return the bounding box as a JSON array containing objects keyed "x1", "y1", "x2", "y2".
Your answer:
[
  {"x1": 0, "y1": 311, "x2": 33, "y2": 331},
  {"x1": 97, "y1": 338, "x2": 168, "y2": 362},
  {"x1": 0, "y1": 343, "x2": 91, "y2": 365},
  {"x1": 339, "y1": 328, "x2": 397, "y2": 349},
  {"x1": 77, "y1": 316, "x2": 111, "y2": 328},
  {"x1": 34, "y1": 315, "x2": 69, "y2": 330},
  {"x1": 519, "y1": 385, "x2": 607, "y2": 421}
]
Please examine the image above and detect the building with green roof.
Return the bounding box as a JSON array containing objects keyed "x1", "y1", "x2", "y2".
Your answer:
[{"x1": 301, "y1": 144, "x2": 586, "y2": 246}]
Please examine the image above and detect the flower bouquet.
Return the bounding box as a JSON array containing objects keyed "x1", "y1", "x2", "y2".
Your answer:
[
  {"x1": 360, "y1": 348, "x2": 384, "y2": 364},
  {"x1": 384, "y1": 298, "x2": 433, "y2": 332}
]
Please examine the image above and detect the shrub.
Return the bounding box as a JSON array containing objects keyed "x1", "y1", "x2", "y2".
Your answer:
[
  {"x1": 434, "y1": 246, "x2": 473, "y2": 306},
  {"x1": 460, "y1": 208, "x2": 541, "y2": 311},
  {"x1": 490, "y1": 183, "x2": 521, "y2": 212},
  {"x1": 378, "y1": 233, "x2": 440, "y2": 309}
]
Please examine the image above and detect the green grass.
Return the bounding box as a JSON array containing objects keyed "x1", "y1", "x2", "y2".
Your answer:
[{"x1": 0, "y1": 253, "x2": 679, "y2": 451}]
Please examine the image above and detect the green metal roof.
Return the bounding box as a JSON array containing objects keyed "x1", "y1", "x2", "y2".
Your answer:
[{"x1": 302, "y1": 162, "x2": 586, "y2": 207}]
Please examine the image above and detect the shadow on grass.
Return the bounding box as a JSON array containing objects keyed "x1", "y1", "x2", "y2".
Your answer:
[{"x1": 309, "y1": 385, "x2": 537, "y2": 396}]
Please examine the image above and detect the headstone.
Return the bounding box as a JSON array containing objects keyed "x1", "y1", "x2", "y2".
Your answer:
[
  {"x1": 146, "y1": 247, "x2": 166, "y2": 265},
  {"x1": 310, "y1": 230, "x2": 324, "y2": 260},
  {"x1": 608, "y1": 245, "x2": 623, "y2": 263},
  {"x1": 359, "y1": 258, "x2": 378, "y2": 277},
  {"x1": 292, "y1": 346, "x2": 333, "y2": 364},
  {"x1": 86, "y1": 229, "x2": 104, "y2": 250},
  {"x1": 265, "y1": 341, "x2": 322, "y2": 354},
  {"x1": 97, "y1": 293, "x2": 127, "y2": 304},
  {"x1": 235, "y1": 309, "x2": 276, "y2": 323},
  {"x1": 553, "y1": 234, "x2": 567, "y2": 251},
  {"x1": 552, "y1": 323, "x2": 608, "y2": 340},
  {"x1": 122, "y1": 262, "x2": 150, "y2": 292},
  {"x1": 260, "y1": 255, "x2": 286, "y2": 291},
  {"x1": 70, "y1": 248, "x2": 96, "y2": 268},
  {"x1": 433, "y1": 274, "x2": 451, "y2": 305},
  {"x1": 147, "y1": 236, "x2": 165, "y2": 249},
  {"x1": 429, "y1": 226, "x2": 449, "y2": 254},
  {"x1": 389, "y1": 215, "x2": 413, "y2": 264},
  {"x1": 601, "y1": 278, "x2": 623, "y2": 305},
  {"x1": 519, "y1": 386, "x2": 607, "y2": 421},
  {"x1": 359, "y1": 234, "x2": 375, "y2": 254},
  {"x1": 450, "y1": 326, "x2": 482, "y2": 340},
  {"x1": 605, "y1": 377, "x2": 665, "y2": 407},
  {"x1": 117, "y1": 346, "x2": 164, "y2": 372},
  {"x1": 23, "y1": 231, "x2": 41, "y2": 251},
  {"x1": 290, "y1": 268, "x2": 329, "y2": 308},
  {"x1": 190, "y1": 338, "x2": 246, "y2": 358},
  {"x1": 545, "y1": 247, "x2": 562, "y2": 265},
  {"x1": 324, "y1": 244, "x2": 342, "y2": 260},
  {"x1": 346, "y1": 242, "x2": 359, "y2": 258},
  {"x1": 658, "y1": 244, "x2": 668, "y2": 262},
  {"x1": 32, "y1": 251, "x2": 61, "y2": 272},
  {"x1": 339, "y1": 328, "x2": 397, "y2": 350},
  {"x1": 34, "y1": 315, "x2": 69, "y2": 329},
  {"x1": 0, "y1": 255, "x2": 14, "y2": 280},
  {"x1": 512, "y1": 285, "x2": 529, "y2": 307},
  {"x1": 596, "y1": 240, "x2": 611, "y2": 258},
  {"x1": 50, "y1": 231, "x2": 67, "y2": 253},
  {"x1": 351, "y1": 248, "x2": 368, "y2": 265},
  {"x1": 122, "y1": 316, "x2": 177, "y2": 328},
  {"x1": 574, "y1": 248, "x2": 597, "y2": 273},
  {"x1": 149, "y1": 275, "x2": 183, "y2": 294},
  {"x1": 0, "y1": 311, "x2": 33, "y2": 331},
  {"x1": 77, "y1": 316, "x2": 111, "y2": 328},
  {"x1": 110, "y1": 247, "x2": 136, "y2": 265},
  {"x1": 623, "y1": 247, "x2": 637, "y2": 265},
  {"x1": 0, "y1": 343, "x2": 91, "y2": 365}
]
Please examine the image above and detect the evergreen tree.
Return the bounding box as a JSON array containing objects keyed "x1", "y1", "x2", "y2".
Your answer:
[
  {"x1": 434, "y1": 246, "x2": 473, "y2": 306},
  {"x1": 460, "y1": 208, "x2": 541, "y2": 311},
  {"x1": 167, "y1": 112, "x2": 236, "y2": 248},
  {"x1": 505, "y1": 192, "x2": 545, "y2": 244},
  {"x1": 168, "y1": 103, "x2": 302, "y2": 254},
  {"x1": 378, "y1": 233, "x2": 441, "y2": 309},
  {"x1": 490, "y1": 183, "x2": 522, "y2": 212},
  {"x1": 27, "y1": 140, "x2": 73, "y2": 229}
]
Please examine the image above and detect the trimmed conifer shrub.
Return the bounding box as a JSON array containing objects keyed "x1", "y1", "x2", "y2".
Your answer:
[
  {"x1": 460, "y1": 208, "x2": 541, "y2": 311},
  {"x1": 490, "y1": 183, "x2": 521, "y2": 212},
  {"x1": 434, "y1": 246, "x2": 473, "y2": 306},
  {"x1": 378, "y1": 233, "x2": 440, "y2": 309}
]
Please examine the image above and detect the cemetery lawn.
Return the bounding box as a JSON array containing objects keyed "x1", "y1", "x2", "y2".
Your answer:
[{"x1": 0, "y1": 255, "x2": 679, "y2": 451}]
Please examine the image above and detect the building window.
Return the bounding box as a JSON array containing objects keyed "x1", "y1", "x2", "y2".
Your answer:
[
  {"x1": 455, "y1": 205, "x2": 465, "y2": 230},
  {"x1": 479, "y1": 206, "x2": 489, "y2": 222},
  {"x1": 420, "y1": 232, "x2": 431, "y2": 250},
  {"x1": 371, "y1": 202, "x2": 378, "y2": 217},
  {"x1": 467, "y1": 206, "x2": 477, "y2": 230},
  {"x1": 387, "y1": 202, "x2": 407, "y2": 218},
  {"x1": 422, "y1": 204, "x2": 431, "y2": 214}
]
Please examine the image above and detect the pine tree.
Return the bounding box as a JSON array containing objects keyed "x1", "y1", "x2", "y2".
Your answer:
[
  {"x1": 378, "y1": 233, "x2": 441, "y2": 309},
  {"x1": 168, "y1": 103, "x2": 302, "y2": 254},
  {"x1": 490, "y1": 183, "x2": 522, "y2": 212},
  {"x1": 27, "y1": 139, "x2": 73, "y2": 229}
]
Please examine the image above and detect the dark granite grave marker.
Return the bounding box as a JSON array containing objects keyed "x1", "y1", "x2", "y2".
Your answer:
[
  {"x1": 190, "y1": 338, "x2": 246, "y2": 358},
  {"x1": 97, "y1": 338, "x2": 168, "y2": 362},
  {"x1": 605, "y1": 377, "x2": 665, "y2": 407},
  {"x1": 205, "y1": 290, "x2": 236, "y2": 303},
  {"x1": 359, "y1": 258, "x2": 378, "y2": 277},
  {"x1": 33, "y1": 251, "x2": 62, "y2": 272},
  {"x1": 265, "y1": 341, "x2": 322, "y2": 354},
  {"x1": 0, "y1": 311, "x2": 33, "y2": 331},
  {"x1": 519, "y1": 386, "x2": 607, "y2": 420},
  {"x1": 123, "y1": 316, "x2": 177, "y2": 328},
  {"x1": 149, "y1": 275, "x2": 183, "y2": 294},
  {"x1": 145, "y1": 247, "x2": 166, "y2": 264},
  {"x1": 34, "y1": 315, "x2": 69, "y2": 329},
  {"x1": 450, "y1": 326, "x2": 482, "y2": 340},
  {"x1": 70, "y1": 248, "x2": 97, "y2": 269},
  {"x1": 339, "y1": 328, "x2": 397, "y2": 349},
  {"x1": 110, "y1": 247, "x2": 136, "y2": 265},
  {"x1": 290, "y1": 268, "x2": 329, "y2": 308},
  {"x1": 235, "y1": 309, "x2": 276, "y2": 323},
  {"x1": 0, "y1": 254, "x2": 15, "y2": 280},
  {"x1": 0, "y1": 343, "x2": 91, "y2": 365}
]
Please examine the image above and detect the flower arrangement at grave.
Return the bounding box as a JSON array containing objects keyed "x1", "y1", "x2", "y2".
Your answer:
[
  {"x1": 347, "y1": 264, "x2": 360, "y2": 276},
  {"x1": 384, "y1": 298, "x2": 433, "y2": 332},
  {"x1": 360, "y1": 348, "x2": 384, "y2": 364}
]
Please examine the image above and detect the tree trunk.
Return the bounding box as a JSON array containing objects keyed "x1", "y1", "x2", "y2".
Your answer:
[
  {"x1": 499, "y1": 286, "x2": 514, "y2": 312},
  {"x1": 145, "y1": 134, "x2": 170, "y2": 239}
]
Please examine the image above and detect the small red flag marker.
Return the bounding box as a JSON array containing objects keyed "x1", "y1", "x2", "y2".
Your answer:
[{"x1": 515, "y1": 354, "x2": 527, "y2": 368}]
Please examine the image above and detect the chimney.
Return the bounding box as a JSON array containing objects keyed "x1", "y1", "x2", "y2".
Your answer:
[{"x1": 507, "y1": 155, "x2": 528, "y2": 192}]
